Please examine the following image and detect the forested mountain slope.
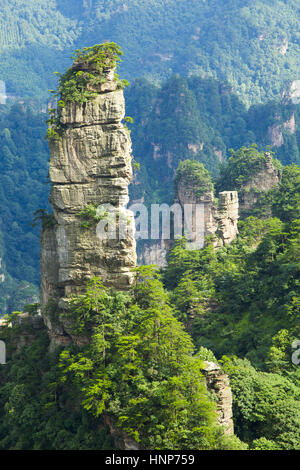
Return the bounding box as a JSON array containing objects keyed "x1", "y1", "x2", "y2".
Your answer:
[
  {"x1": 0, "y1": 0, "x2": 299, "y2": 105},
  {"x1": 0, "y1": 104, "x2": 49, "y2": 312},
  {"x1": 0, "y1": 73, "x2": 300, "y2": 312},
  {"x1": 0, "y1": 32, "x2": 299, "y2": 451},
  {"x1": 126, "y1": 76, "x2": 300, "y2": 206}
]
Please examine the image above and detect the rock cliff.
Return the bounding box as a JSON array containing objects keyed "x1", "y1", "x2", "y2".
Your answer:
[
  {"x1": 40, "y1": 49, "x2": 136, "y2": 347},
  {"x1": 201, "y1": 361, "x2": 234, "y2": 435},
  {"x1": 176, "y1": 168, "x2": 239, "y2": 248},
  {"x1": 140, "y1": 162, "x2": 239, "y2": 266},
  {"x1": 238, "y1": 152, "x2": 281, "y2": 217}
]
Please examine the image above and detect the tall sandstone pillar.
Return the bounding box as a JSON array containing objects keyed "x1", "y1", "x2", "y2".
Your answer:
[
  {"x1": 40, "y1": 55, "x2": 136, "y2": 346},
  {"x1": 176, "y1": 174, "x2": 239, "y2": 248}
]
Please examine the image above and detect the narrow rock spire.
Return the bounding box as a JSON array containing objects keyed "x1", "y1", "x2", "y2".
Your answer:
[{"x1": 40, "y1": 44, "x2": 136, "y2": 346}]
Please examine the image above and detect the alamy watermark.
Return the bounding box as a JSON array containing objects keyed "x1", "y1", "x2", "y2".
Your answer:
[{"x1": 95, "y1": 200, "x2": 205, "y2": 249}]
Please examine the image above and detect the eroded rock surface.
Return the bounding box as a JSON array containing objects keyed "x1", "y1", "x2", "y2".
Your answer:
[
  {"x1": 176, "y1": 178, "x2": 239, "y2": 248},
  {"x1": 239, "y1": 152, "x2": 281, "y2": 216},
  {"x1": 41, "y1": 65, "x2": 136, "y2": 347},
  {"x1": 202, "y1": 361, "x2": 234, "y2": 435}
]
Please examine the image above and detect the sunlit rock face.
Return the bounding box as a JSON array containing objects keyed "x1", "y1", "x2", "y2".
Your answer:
[
  {"x1": 238, "y1": 153, "x2": 281, "y2": 217},
  {"x1": 40, "y1": 64, "x2": 136, "y2": 348},
  {"x1": 176, "y1": 177, "x2": 239, "y2": 248},
  {"x1": 201, "y1": 361, "x2": 234, "y2": 435}
]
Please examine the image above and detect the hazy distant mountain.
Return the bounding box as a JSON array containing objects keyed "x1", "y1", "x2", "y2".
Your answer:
[{"x1": 0, "y1": 0, "x2": 299, "y2": 105}]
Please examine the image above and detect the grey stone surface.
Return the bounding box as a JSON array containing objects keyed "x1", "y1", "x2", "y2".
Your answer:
[
  {"x1": 41, "y1": 67, "x2": 136, "y2": 348},
  {"x1": 202, "y1": 361, "x2": 234, "y2": 435}
]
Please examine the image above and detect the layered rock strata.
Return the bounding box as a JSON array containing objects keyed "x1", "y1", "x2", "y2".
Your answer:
[
  {"x1": 239, "y1": 152, "x2": 281, "y2": 216},
  {"x1": 176, "y1": 178, "x2": 239, "y2": 248},
  {"x1": 41, "y1": 66, "x2": 136, "y2": 347},
  {"x1": 141, "y1": 175, "x2": 239, "y2": 266},
  {"x1": 216, "y1": 191, "x2": 239, "y2": 246},
  {"x1": 201, "y1": 361, "x2": 234, "y2": 435}
]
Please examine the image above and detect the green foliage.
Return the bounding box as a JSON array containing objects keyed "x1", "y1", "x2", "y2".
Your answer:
[
  {"x1": 45, "y1": 108, "x2": 61, "y2": 141},
  {"x1": 45, "y1": 127, "x2": 60, "y2": 141},
  {"x1": 216, "y1": 145, "x2": 279, "y2": 191},
  {"x1": 220, "y1": 357, "x2": 300, "y2": 449},
  {"x1": 126, "y1": 76, "x2": 300, "y2": 209},
  {"x1": 58, "y1": 272, "x2": 240, "y2": 450},
  {"x1": 0, "y1": 104, "x2": 49, "y2": 312},
  {"x1": 31, "y1": 209, "x2": 55, "y2": 230},
  {"x1": 0, "y1": 0, "x2": 300, "y2": 105},
  {"x1": 76, "y1": 203, "x2": 107, "y2": 229},
  {"x1": 0, "y1": 73, "x2": 299, "y2": 309},
  {"x1": 0, "y1": 318, "x2": 114, "y2": 450},
  {"x1": 162, "y1": 157, "x2": 300, "y2": 448},
  {"x1": 52, "y1": 43, "x2": 127, "y2": 105},
  {"x1": 167, "y1": 209, "x2": 300, "y2": 369},
  {"x1": 175, "y1": 160, "x2": 214, "y2": 198},
  {"x1": 272, "y1": 164, "x2": 300, "y2": 222},
  {"x1": 124, "y1": 116, "x2": 134, "y2": 124}
]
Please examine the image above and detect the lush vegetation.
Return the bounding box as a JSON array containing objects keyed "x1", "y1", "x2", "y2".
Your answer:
[
  {"x1": 76, "y1": 203, "x2": 107, "y2": 229},
  {"x1": 0, "y1": 0, "x2": 299, "y2": 105},
  {"x1": 221, "y1": 357, "x2": 300, "y2": 450},
  {"x1": 1, "y1": 72, "x2": 300, "y2": 313},
  {"x1": 126, "y1": 75, "x2": 300, "y2": 206},
  {"x1": 0, "y1": 272, "x2": 246, "y2": 450},
  {"x1": 161, "y1": 160, "x2": 300, "y2": 449},
  {"x1": 46, "y1": 43, "x2": 129, "y2": 140},
  {"x1": 0, "y1": 103, "x2": 49, "y2": 312}
]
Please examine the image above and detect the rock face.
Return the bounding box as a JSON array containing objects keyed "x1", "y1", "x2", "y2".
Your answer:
[
  {"x1": 268, "y1": 122, "x2": 284, "y2": 148},
  {"x1": 216, "y1": 191, "x2": 239, "y2": 246},
  {"x1": 176, "y1": 178, "x2": 239, "y2": 248},
  {"x1": 239, "y1": 153, "x2": 281, "y2": 216},
  {"x1": 282, "y1": 80, "x2": 300, "y2": 105},
  {"x1": 201, "y1": 361, "x2": 234, "y2": 435},
  {"x1": 139, "y1": 179, "x2": 239, "y2": 266},
  {"x1": 139, "y1": 240, "x2": 169, "y2": 267},
  {"x1": 40, "y1": 63, "x2": 136, "y2": 347}
]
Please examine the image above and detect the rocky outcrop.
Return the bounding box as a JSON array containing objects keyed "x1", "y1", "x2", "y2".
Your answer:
[
  {"x1": 268, "y1": 122, "x2": 284, "y2": 147},
  {"x1": 216, "y1": 192, "x2": 239, "y2": 246},
  {"x1": 41, "y1": 59, "x2": 136, "y2": 348},
  {"x1": 282, "y1": 80, "x2": 300, "y2": 105},
  {"x1": 201, "y1": 361, "x2": 234, "y2": 435},
  {"x1": 239, "y1": 152, "x2": 281, "y2": 216},
  {"x1": 138, "y1": 239, "x2": 171, "y2": 267},
  {"x1": 176, "y1": 177, "x2": 239, "y2": 248},
  {"x1": 14, "y1": 313, "x2": 45, "y2": 351}
]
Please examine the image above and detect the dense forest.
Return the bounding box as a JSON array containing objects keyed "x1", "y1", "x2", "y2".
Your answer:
[
  {"x1": 0, "y1": 152, "x2": 299, "y2": 449},
  {"x1": 0, "y1": 0, "x2": 299, "y2": 452},
  {"x1": 0, "y1": 74, "x2": 299, "y2": 313},
  {"x1": 126, "y1": 75, "x2": 300, "y2": 205},
  {"x1": 0, "y1": 0, "x2": 299, "y2": 104},
  {"x1": 0, "y1": 104, "x2": 49, "y2": 312}
]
